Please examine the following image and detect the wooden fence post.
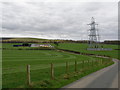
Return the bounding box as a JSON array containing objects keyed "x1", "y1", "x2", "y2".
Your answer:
[
  {"x1": 82, "y1": 61, "x2": 84, "y2": 69},
  {"x1": 51, "y1": 63, "x2": 54, "y2": 80},
  {"x1": 96, "y1": 60, "x2": 98, "y2": 66},
  {"x1": 101, "y1": 59, "x2": 102, "y2": 64},
  {"x1": 88, "y1": 60, "x2": 89, "y2": 67},
  {"x1": 99, "y1": 60, "x2": 101, "y2": 65},
  {"x1": 92, "y1": 60, "x2": 94, "y2": 67},
  {"x1": 66, "y1": 62, "x2": 69, "y2": 74},
  {"x1": 75, "y1": 61, "x2": 77, "y2": 72},
  {"x1": 27, "y1": 65, "x2": 31, "y2": 86}
]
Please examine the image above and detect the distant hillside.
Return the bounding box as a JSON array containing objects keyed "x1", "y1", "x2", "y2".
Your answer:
[
  {"x1": 103, "y1": 40, "x2": 120, "y2": 45},
  {"x1": 1, "y1": 37, "x2": 66, "y2": 43},
  {"x1": 2, "y1": 37, "x2": 120, "y2": 44},
  {"x1": 2, "y1": 38, "x2": 14, "y2": 40}
]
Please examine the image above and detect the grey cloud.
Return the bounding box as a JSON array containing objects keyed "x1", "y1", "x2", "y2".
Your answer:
[{"x1": 1, "y1": 2, "x2": 118, "y2": 40}]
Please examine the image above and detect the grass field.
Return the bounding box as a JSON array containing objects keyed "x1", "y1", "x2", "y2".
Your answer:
[
  {"x1": 2, "y1": 43, "x2": 114, "y2": 88},
  {"x1": 58, "y1": 43, "x2": 119, "y2": 60}
]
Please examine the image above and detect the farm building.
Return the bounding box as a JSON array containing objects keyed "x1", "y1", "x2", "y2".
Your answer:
[
  {"x1": 13, "y1": 43, "x2": 31, "y2": 47},
  {"x1": 13, "y1": 43, "x2": 54, "y2": 48},
  {"x1": 30, "y1": 44, "x2": 54, "y2": 48}
]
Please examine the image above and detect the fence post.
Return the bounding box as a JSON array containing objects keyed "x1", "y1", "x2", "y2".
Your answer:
[
  {"x1": 27, "y1": 65, "x2": 31, "y2": 86},
  {"x1": 82, "y1": 61, "x2": 84, "y2": 69},
  {"x1": 66, "y1": 62, "x2": 69, "y2": 74},
  {"x1": 75, "y1": 61, "x2": 77, "y2": 72},
  {"x1": 88, "y1": 60, "x2": 89, "y2": 67},
  {"x1": 51, "y1": 63, "x2": 54, "y2": 80},
  {"x1": 96, "y1": 60, "x2": 98, "y2": 66},
  {"x1": 99, "y1": 60, "x2": 101, "y2": 65},
  {"x1": 92, "y1": 60, "x2": 94, "y2": 67}
]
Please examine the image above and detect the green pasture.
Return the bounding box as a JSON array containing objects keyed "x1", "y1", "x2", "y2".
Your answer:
[
  {"x1": 2, "y1": 43, "x2": 114, "y2": 88},
  {"x1": 58, "y1": 43, "x2": 119, "y2": 60}
]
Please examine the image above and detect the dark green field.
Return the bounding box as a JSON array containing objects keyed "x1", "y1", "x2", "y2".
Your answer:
[
  {"x1": 2, "y1": 43, "x2": 115, "y2": 88},
  {"x1": 58, "y1": 43, "x2": 119, "y2": 59}
]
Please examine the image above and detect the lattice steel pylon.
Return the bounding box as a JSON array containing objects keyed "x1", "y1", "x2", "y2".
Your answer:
[{"x1": 87, "y1": 17, "x2": 100, "y2": 48}]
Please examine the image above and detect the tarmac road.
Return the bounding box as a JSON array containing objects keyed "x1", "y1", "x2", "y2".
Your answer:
[{"x1": 62, "y1": 59, "x2": 119, "y2": 88}]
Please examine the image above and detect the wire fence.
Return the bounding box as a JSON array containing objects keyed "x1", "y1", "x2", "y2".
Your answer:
[{"x1": 3, "y1": 58, "x2": 113, "y2": 87}]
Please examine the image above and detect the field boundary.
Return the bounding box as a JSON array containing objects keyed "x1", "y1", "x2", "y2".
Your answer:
[
  {"x1": 3, "y1": 43, "x2": 118, "y2": 88},
  {"x1": 61, "y1": 58, "x2": 118, "y2": 88},
  {"x1": 57, "y1": 49, "x2": 111, "y2": 58}
]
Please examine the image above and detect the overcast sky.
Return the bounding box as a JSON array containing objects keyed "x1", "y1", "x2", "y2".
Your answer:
[{"x1": 1, "y1": 1, "x2": 118, "y2": 41}]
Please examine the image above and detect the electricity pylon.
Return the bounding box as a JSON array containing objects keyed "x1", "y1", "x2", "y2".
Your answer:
[{"x1": 87, "y1": 17, "x2": 100, "y2": 48}]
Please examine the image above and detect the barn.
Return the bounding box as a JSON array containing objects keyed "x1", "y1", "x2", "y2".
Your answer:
[
  {"x1": 13, "y1": 43, "x2": 54, "y2": 48},
  {"x1": 30, "y1": 44, "x2": 54, "y2": 48}
]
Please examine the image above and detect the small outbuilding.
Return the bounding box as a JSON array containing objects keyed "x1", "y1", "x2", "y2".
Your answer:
[
  {"x1": 13, "y1": 43, "x2": 31, "y2": 47},
  {"x1": 30, "y1": 44, "x2": 54, "y2": 48},
  {"x1": 13, "y1": 43, "x2": 54, "y2": 48}
]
